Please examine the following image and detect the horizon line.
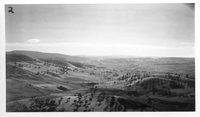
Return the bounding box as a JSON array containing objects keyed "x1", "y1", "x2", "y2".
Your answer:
[{"x1": 6, "y1": 49, "x2": 195, "y2": 58}]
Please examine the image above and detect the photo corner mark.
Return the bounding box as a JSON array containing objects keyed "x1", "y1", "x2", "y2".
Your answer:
[{"x1": 8, "y1": 6, "x2": 14, "y2": 14}]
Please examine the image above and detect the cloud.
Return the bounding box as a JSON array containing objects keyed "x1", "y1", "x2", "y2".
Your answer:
[{"x1": 27, "y1": 39, "x2": 40, "y2": 43}]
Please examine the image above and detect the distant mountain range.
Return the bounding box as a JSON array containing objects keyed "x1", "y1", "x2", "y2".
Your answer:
[
  {"x1": 6, "y1": 50, "x2": 195, "y2": 67},
  {"x1": 6, "y1": 50, "x2": 97, "y2": 69},
  {"x1": 6, "y1": 50, "x2": 89, "y2": 62}
]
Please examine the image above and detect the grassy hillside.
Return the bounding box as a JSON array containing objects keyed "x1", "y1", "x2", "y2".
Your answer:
[
  {"x1": 6, "y1": 54, "x2": 35, "y2": 62},
  {"x1": 7, "y1": 50, "x2": 89, "y2": 62},
  {"x1": 6, "y1": 50, "x2": 195, "y2": 112}
]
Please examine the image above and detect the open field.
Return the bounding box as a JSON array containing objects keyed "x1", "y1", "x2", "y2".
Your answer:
[{"x1": 6, "y1": 50, "x2": 195, "y2": 112}]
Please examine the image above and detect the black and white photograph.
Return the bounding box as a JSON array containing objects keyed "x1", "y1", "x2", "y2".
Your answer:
[{"x1": 1, "y1": 1, "x2": 199, "y2": 114}]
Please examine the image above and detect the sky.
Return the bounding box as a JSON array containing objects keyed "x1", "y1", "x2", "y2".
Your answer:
[{"x1": 5, "y1": 4, "x2": 194, "y2": 57}]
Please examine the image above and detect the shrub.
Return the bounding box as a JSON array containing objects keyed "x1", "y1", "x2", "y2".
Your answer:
[
  {"x1": 28, "y1": 97, "x2": 59, "y2": 112},
  {"x1": 110, "y1": 96, "x2": 115, "y2": 107},
  {"x1": 57, "y1": 86, "x2": 68, "y2": 91}
]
